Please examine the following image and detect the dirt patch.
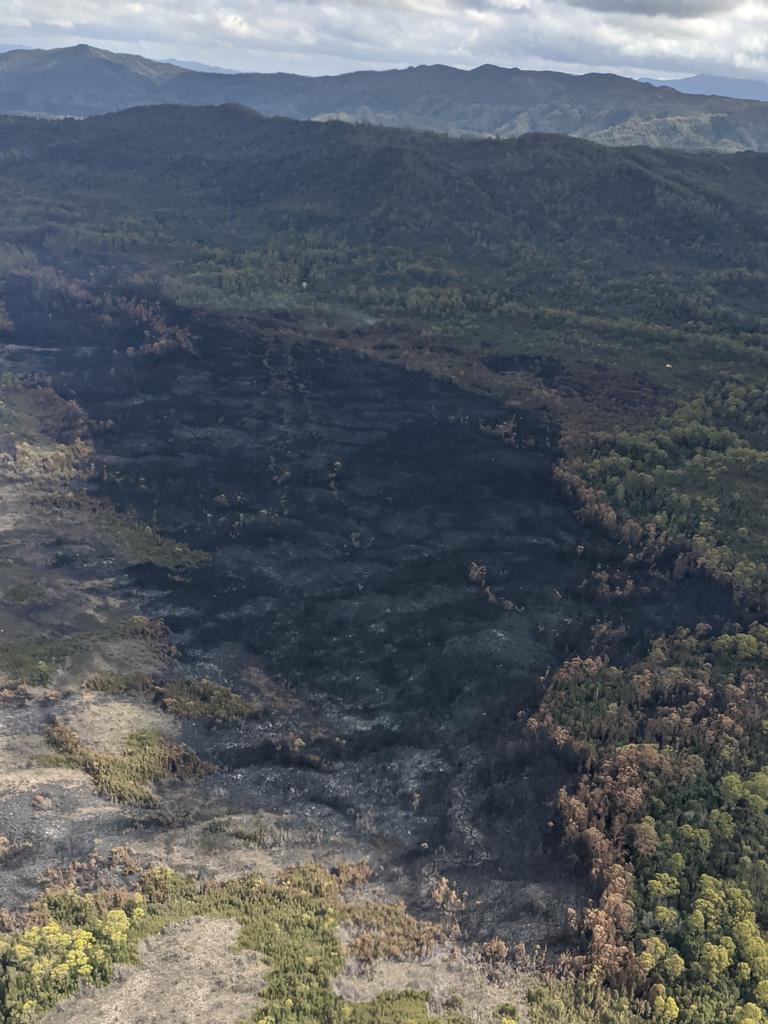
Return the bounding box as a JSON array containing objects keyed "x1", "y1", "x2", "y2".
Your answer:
[
  {"x1": 76, "y1": 637, "x2": 173, "y2": 687},
  {"x1": 336, "y1": 946, "x2": 531, "y2": 1023},
  {"x1": 124, "y1": 808, "x2": 370, "y2": 882},
  {"x1": 0, "y1": 724, "x2": 85, "y2": 794},
  {"x1": 126, "y1": 815, "x2": 284, "y2": 881},
  {"x1": 58, "y1": 691, "x2": 178, "y2": 754},
  {"x1": 0, "y1": 729, "x2": 52, "y2": 773},
  {"x1": 41, "y1": 916, "x2": 267, "y2": 1024}
]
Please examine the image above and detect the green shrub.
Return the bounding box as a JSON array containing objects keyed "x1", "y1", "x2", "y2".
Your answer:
[
  {"x1": 46, "y1": 723, "x2": 212, "y2": 806},
  {"x1": 0, "y1": 636, "x2": 83, "y2": 687},
  {"x1": 1, "y1": 865, "x2": 462, "y2": 1024}
]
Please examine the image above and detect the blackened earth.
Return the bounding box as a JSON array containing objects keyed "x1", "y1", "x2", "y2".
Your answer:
[{"x1": 2, "y1": 295, "x2": 739, "y2": 946}]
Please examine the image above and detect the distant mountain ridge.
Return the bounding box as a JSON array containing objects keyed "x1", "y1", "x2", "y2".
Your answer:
[
  {"x1": 644, "y1": 74, "x2": 768, "y2": 104},
  {"x1": 5, "y1": 44, "x2": 768, "y2": 151},
  {"x1": 161, "y1": 58, "x2": 242, "y2": 74}
]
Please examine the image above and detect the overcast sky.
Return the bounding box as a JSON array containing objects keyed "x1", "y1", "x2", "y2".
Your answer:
[{"x1": 1, "y1": 0, "x2": 766, "y2": 78}]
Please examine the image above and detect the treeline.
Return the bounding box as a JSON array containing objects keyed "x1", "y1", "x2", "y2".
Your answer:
[{"x1": 570, "y1": 379, "x2": 768, "y2": 609}]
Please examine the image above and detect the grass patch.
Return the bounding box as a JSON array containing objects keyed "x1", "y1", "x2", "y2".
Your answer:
[
  {"x1": 82, "y1": 499, "x2": 209, "y2": 571},
  {"x1": 40, "y1": 493, "x2": 209, "y2": 571},
  {"x1": 0, "y1": 635, "x2": 84, "y2": 687},
  {"x1": 205, "y1": 816, "x2": 279, "y2": 849},
  {"x1": 84, "y1": 672, "x2": 261, "y2": 722},
  {"x1": 0, "y1": 374, "x2": 60, "y2": 447},
  {"x1": 139, "y1": 865, "x2": 460, "y2": 1024},
  {"x1": 45, "y1": 723, "x2": 212, "y2": 806}
]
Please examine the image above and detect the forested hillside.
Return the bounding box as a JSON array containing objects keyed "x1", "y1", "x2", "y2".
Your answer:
[{"x1": 2, "y1": 103, "x2": 768, "y2": 325}]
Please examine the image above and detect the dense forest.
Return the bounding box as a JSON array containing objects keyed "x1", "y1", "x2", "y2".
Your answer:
[
  {"x1": 4, "y1": 105, "x2": 768, "y2": 1021},
  {"x1": 3, "y1": 104, "x2": 768, "y2": 326}
]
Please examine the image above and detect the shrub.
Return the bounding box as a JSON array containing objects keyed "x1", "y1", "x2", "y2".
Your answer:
[{"x1": 46, "y1": 723, "x2": 212, "y2": 806}]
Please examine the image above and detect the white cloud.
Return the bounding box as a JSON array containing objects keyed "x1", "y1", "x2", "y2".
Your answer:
[{"x1": 1, "y1": 0, "x2": 767, "y2": 79}]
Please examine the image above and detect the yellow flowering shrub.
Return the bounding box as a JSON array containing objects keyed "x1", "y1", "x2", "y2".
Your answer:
[{"x1": 0, "y1": 892, "x2": 145, "y2": 1023}]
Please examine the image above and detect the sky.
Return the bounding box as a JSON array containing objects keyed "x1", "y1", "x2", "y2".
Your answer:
[{"x1": 1, "y1": 0, "x2": 766, "y2": 79}]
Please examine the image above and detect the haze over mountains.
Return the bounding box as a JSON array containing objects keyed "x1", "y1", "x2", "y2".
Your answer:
[
  {"x1": 644, "y1": 74, "x2": 768, "y2": 104},
  {"x1": 5, "y1": 43, "x2": 768, "y2": 151},
  {"x1": 162, "y1": 58, "x2": 243, "y2": 74}
]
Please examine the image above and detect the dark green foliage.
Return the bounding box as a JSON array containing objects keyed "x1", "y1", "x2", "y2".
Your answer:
[
  {"x1": 527, "y1": 980, "x2": 640, "y2": 1023},
  {"x1": 580, "y1": 379, "x2": 768, "y2": 607},
  {"x1": 537, "y1": 625, "x2": 768, "y2": 1022},
  {"x1": 4, "y1": 106, "x2": 768, "y2": 338}
]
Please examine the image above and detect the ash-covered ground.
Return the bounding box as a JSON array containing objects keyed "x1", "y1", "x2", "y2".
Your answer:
[{"x1": 0, "y1": 289, "x2": 738, "y2": 953}]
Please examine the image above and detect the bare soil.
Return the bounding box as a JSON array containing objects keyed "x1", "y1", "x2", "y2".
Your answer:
[
  {"x1": 41, "y1": 917, "x2": 268, "y2": 1024},
  {"x1": 337, "y1": 949, "x2": 531, "y2": 1023}
]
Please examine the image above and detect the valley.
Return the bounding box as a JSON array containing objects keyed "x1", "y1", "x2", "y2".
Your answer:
[{"x1": 0, "y1": 276, "x2": 742, "y2": 1022}]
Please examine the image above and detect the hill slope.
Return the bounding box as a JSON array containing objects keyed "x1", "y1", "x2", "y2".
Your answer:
[
  {"x1": 0, "y1": 44, "x2": 183, "y2": 116},
  {"x1": 1, "y1": 102, "x2": 768, "y2": 352},
  {"x1": 6, "y1": 44, "x2": 768, "y2": 151}
]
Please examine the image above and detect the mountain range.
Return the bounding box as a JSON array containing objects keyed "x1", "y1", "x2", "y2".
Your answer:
[{"x1": 5, "y1": 44, "x2": 768, "y2": 151}]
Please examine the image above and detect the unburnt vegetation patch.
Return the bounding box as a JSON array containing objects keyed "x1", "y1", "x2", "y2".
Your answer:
[
  {"x1": 40, "y1": 916, "x2": 268, "y2": 1024},
  {"x1": 0, "y1": 636, "x2": 84, "y2": 688},
  {"x1": 45, "y1": 723, "x2": 212, "y2": 807},
  {"x1": 84, "y1": 672, "x2": 261, "y2": 723},
  {"x1": 0, "y1": 864, "x2": 486, "y2": 1024}
]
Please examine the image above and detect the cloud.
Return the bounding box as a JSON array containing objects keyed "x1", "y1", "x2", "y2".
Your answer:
[
  {"x1": 564, "y1": 0, "x2": 741, "y2": 18},
  {"x1": 1, "y1": 0, "x2": 768, "y2": 80}
]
